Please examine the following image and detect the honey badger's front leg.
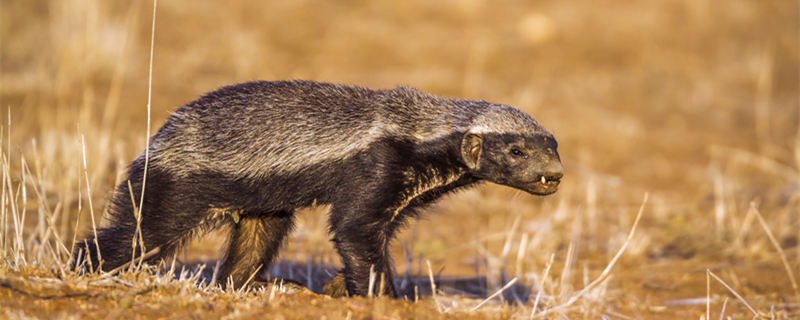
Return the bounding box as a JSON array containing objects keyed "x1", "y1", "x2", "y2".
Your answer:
[
  {"x1": 329, "y1": 204, "x2": 399, "y2": 297},
  {"x1": 328, "y1": 168, "x2": 405, "y2": 297}
]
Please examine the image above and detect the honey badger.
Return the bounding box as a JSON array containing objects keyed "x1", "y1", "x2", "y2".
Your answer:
[{"x1": 74, "y1": 80, "x2": 564, "y2": 297}]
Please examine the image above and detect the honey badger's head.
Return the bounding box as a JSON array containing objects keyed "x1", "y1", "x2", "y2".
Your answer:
[{"x1": 460, "y1": 105, "x2": 563, "y2": 195}]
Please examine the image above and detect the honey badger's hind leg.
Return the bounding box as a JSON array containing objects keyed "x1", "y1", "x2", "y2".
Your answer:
[
  {"x1": 73, "y1": 165, "x2": 214, "y2": 273},
  {"x1": 215, "y1": 210, "x2": 295, "y2": 289}
]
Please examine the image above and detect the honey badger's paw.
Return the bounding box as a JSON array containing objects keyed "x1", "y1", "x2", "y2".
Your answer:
[
  {"x1": 250, "y1": 279, "x2": 311, "y2": 294},
  {"x1": 323, "y1": 273, "x2": 348, "y2": 298}
]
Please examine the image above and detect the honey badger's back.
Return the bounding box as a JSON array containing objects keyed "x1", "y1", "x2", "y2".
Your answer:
[
  {"x1": 148, "y1": 81, "x2": 477, "y2": 180},
  {"x1": 150, "y1": 81, "x2": 385, "y2": 180}
]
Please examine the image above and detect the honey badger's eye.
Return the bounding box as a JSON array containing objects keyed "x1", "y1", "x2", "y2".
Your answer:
[{"x1": 510, "y1": 148, "x2": 526, "y2": 157}]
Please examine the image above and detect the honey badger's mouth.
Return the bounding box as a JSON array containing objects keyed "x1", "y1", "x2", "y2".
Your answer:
[{"x1": 524, "y1": 174, "x2": 561, "y2": 195}]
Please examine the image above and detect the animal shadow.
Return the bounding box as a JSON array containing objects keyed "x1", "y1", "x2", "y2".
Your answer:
[{"x1": 181, "y1": 259, "x2": 532, "y2": 303}]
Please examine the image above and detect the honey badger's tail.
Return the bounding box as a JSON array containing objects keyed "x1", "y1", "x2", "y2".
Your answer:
[
  {"x1": 71, "y1": 158, "x2": 212, "y2": 273},
  {"x1": 71, "y1": 224, "x2": 134, "y2": 273},
  {"x1": 71, "y1": 161, "x2": 146, "y2": 273}
]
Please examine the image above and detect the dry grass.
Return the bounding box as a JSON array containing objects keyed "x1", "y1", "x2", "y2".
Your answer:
[{"x1": 1, "y1": 0, "x2": 799, "y2": 318}]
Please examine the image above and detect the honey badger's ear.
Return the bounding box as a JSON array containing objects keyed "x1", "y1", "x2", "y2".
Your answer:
[{"x1": 461, "y1": 131, "x2": 483, "y2": 169}]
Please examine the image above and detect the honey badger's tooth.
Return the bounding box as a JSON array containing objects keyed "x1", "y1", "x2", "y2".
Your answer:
[{"x1": 541, "y1": 176, "x2": 546, "y2": 183}]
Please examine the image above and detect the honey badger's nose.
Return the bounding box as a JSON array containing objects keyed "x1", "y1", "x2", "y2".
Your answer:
[{"x1": 543, "y1": 161, "x2": 564, "y2": 181}]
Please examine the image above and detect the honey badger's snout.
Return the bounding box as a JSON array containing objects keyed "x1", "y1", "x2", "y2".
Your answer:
[
  {"x1": 516, "y1": 154, "x2": 562, "y2": 195},
  {"x1": 531, "y1": 159, "x2": 563, "y2": 194},
  {"x1": 540, "y1": 159, "x2": 564, "y2": 183}
]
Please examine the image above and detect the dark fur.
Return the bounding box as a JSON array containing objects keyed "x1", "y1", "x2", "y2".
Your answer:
[{"x1": 73, "y1": 80, "x2": 563, "y2": 297}]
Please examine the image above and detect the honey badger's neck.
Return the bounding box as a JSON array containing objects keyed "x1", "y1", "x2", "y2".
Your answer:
[{"x1": 375, "y1": 86, "x2": 486, "y2": 143}]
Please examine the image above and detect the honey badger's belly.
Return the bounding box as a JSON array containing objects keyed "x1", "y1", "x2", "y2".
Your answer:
[
  {"x1": 192, "y1": 143, "x2": 474, "y2": 220},
  {"x1": 175, "y1": 157, "x2": 346, "y2": 212}
]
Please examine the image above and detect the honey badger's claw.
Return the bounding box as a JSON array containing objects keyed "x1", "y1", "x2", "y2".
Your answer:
[
  {"x1": 249, "y1": 279, "x2": 310, "y2": 294},
  {"x1": 323, "y1": 273, "x2": 349, "y2": 298}
]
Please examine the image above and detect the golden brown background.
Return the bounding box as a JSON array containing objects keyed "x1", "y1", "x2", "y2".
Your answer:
[{"x1": 1, "y1": 0, "x2": 798, "y2": 318}]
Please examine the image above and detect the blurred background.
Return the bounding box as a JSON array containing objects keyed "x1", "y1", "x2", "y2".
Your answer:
[{"x1": 1, "y1": 0, "x2": 798, "y2": 317}]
